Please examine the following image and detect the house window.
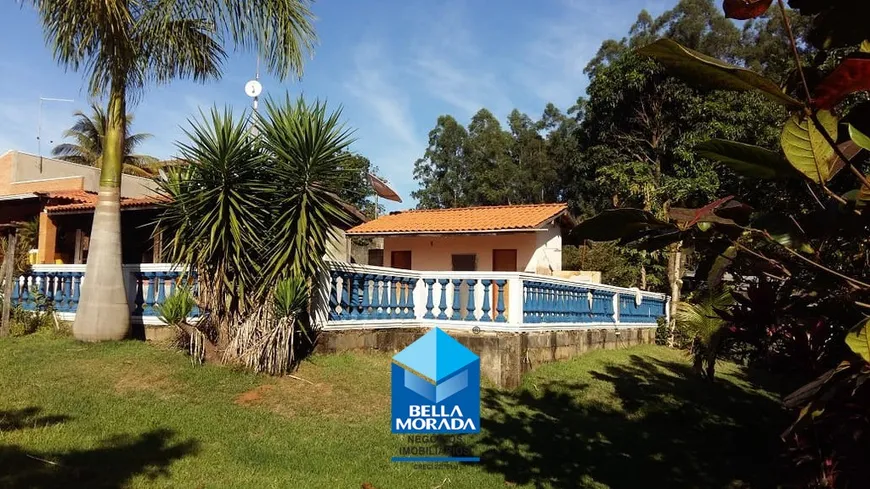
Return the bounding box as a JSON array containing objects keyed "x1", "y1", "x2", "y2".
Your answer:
[
  {"x1": 452, "y1": 254, "x2": 477, "y2": 272},
  {"x1": 391, "y1": 250, "x2": 412, "y2": 269},
  {"x1": 368, "y1": 249, "x2": 384, "y2": 267}
]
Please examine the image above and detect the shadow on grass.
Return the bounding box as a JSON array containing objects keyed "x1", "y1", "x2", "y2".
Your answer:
[
  {"x1": 0, "y1": 424, "x2": 198, "y2": 489},
  {"x1": 452, "y1": 354, "x2": 789, "y2": 489},
  {"x1": 0, "y1": 407, "x2": 71, "y2": 432}
]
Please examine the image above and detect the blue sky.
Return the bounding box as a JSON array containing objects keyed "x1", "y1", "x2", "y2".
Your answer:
[{"x1": 0, "y1": 0, "x2": 668, "y2": 211}]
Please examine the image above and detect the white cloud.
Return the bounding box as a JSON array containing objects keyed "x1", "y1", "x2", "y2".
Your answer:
[
  {"x1": 343, "y1": 42, "x2": 423, "y2": 209},
  {"x1": 518, "y1": 0, "x2": 669, "y2": 108},
  {"x1": 410, "y1": 2, "x2": 512, "y2": 118},
  {"x1": 345, "y1": 42, "x2": 418, "y2": 149}
]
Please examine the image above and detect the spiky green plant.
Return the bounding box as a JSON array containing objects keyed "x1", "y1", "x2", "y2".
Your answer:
[
  {"x1": 156, "y1": 96, "x2": 356, "y2": 373},
  {"x1": 675, "y1": 288, "x2": 734, "y2": 379},
  {"x1": 156, "y1": 285, "x2": 196, "y2": 327},
  {"x1": 155, "y1": 285, "x2": 206, "y2": 363},
  {"x1": 231, "y1": 275, "x2": 310, "y2": 375}
]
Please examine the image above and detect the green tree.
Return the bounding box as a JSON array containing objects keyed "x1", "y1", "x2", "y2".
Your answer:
[
  {"x1": 29, "y1": 0, "x2": 316, "y2": 341},
  {"x1": 573, "y1": 0, "x2": 805, "y2": 339},
  {"x1": 157, "y1": 97, "x2": 356, "y2": 370},
  {"x1": 336, "y1": 152, "x2": 382, "y2": 219},
  {"x1": 413, "y1": 106, "x2": 577, "y2": 209},
  {"x1": 51, "y1": 103, "x2": 157, "y2": 177},
  {"x1": 413, "y1": 115, "x2": 472, "y2": 208}
]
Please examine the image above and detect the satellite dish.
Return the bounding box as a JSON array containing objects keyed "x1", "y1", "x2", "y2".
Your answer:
[
  {"x1": 368, "y1": 173, "x2": 402, "y2": 203},
  {"x1": 245, "y1": 79, "x2": 262, "y2": 98}
]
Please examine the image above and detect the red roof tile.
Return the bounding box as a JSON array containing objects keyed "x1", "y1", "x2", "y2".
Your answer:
[
  {"x1": 43, "y1": 191, "x2": 166, "y2": 213},
  {"x1": 346, "y1": 203, "x2": 568, "y2": 235}
]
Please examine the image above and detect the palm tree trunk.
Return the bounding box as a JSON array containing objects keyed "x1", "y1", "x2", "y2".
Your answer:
[
  {"x1": 73, "y1": 87, "x2": 131, "y2": 341},
  {"x1": 666, "y1": 241, "x2": 683, "y2": 348}
]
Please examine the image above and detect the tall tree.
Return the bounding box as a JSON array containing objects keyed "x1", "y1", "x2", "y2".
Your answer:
[
  {"x1": 52, "y1": 103, "x2": 157, "y2": 177},
  {"x1": 336, "y1": 152, "x2": 382, "y2": 219},
  {"x1": 413, "y1": 115, "x2": 472, "y2": 208},
  {"x1": 29, "y1": 0, "x2": 316, "y2": 341},
  {"x1": 574, "y1": 0, "x2": 803, "y2": 340},
  {"x1": 413, "y1": 107, "x2": 577, "y2": 209}
]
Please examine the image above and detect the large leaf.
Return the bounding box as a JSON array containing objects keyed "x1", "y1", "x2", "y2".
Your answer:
[
  {"x1": 696, "y1": 139, "x2": 798, "y2": 179},
  {"x1": 751, "y1": 213, "x2": 814, "y2": 253},
  {"x1": 781, "y1": 110, "x2": 843, "y2": 183},
  {"x1": 637, "y1": 39, "x2": 803, "y2": 108},
  {"x1": 846, "y1": 320, "x2": 870, "y2": 363},
  {"x1": 723, "y1": 0, "x2": 773, "y2": 20},
  {"x1": 708, "y1": 245, "x2": 738, "y2": 290},
  {"x1": 684, "y1": 196, "x2": 734, "y2": 228},
  {"x1": 571, "y1": 209, "x2": 673, "y2": 242},
  {"x1": 624, "y1": 227, "x2": 685, "y2": 252},
  {"x1": 849, "y1": 123, "x2": 870, "y2": 151},
  {"x1": 812, "y1": 57, "x2": 870, "y2": 110},
  {"x1": 843, "y1": 186, "x2": 870, "y2": 209}
]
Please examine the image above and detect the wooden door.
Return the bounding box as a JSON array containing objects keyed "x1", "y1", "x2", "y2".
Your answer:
[
  {"x1": 391, "y1": 250, "x2": 412, "y2": 270},
  {"x1": 491, "y1": 249, "x2": 517, "y2": 320}
]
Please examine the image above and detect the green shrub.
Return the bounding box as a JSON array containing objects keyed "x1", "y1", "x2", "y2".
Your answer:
[
  {"x1": 157, "y1": 286, "x2": 196, "y2": 326},
  {"x1": 9, "y1": 306, "x2": 55, "y2": 337}
]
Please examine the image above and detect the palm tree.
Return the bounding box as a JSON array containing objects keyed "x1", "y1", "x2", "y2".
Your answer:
[
  {"x1": 29, "y1": 0, "x2": 316, "y2": 341},
  {"x1": 157, "y1": 97, "x2": 355, "y2": 372},
  {"x1": 52, "y1": 103, "x2": 157, "y2": 177},
  {"x1": 674, "y1": 288, "x2": 734, "y2": 380}
]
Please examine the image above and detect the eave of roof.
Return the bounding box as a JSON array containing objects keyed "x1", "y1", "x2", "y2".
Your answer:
[{"x1": 346, "y1": 203, "x2": 568, "y2": 236}]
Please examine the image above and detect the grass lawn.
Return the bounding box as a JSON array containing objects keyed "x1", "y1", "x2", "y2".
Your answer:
[{"x1": 0, "y1": 331, "x2": 789, "y2": 488}]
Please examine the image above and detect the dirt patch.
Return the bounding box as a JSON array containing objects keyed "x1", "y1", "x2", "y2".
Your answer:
[
  {"x1": 234, "y1": 384, "x2": 275, "y2": 406},
  {"x1": 233, "y1": 353, "x2": 392, "y2": 421}
]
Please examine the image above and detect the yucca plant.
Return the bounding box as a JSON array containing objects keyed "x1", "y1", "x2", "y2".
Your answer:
[
  {"x1": 231, "y1": 276, "x2": 310, "y2": 375},
  {"x1": 156, "y1": 285, "x2": 209, "y2": 363},
  {"x1": 156, "y1": 96, "x2": 356, "y2": 373},
  {"x1": 674, "y1": 288, "x2": 733, "y2": 380}
]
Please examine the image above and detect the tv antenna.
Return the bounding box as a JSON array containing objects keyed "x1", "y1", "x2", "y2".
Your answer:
[
  {"x1": 244, "y1": 56, "x2": 263, "y2": 135},
  {"x1": 37, "y1": 96, "x2": 74, "y2": 172}
]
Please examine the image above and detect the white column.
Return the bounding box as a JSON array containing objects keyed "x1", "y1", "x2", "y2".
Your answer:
[
  {"x1": 612, "y1": 293, "x2": 620, "y2": 324},
  {"x1": 507, "y1": 277, "x2": 523, "y2": 325},
  {"x1": 413, "y1": 278, "x2": 427, "y2": 321}
]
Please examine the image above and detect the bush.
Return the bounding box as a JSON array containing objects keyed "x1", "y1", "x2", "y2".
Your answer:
[
  {"x1": 156, "y1": 286, "x2": 196, "y2": 326},
  {"x1": 9, "y1": 306, "x2": 55, "y2": 337},
  {"x1": 655, "y1": 317, "x2": 669, "y2": 346}
]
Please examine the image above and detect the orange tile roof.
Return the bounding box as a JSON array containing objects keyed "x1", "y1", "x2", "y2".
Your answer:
[
  {"x1": 43, "y1": 191, "x2": 167, "y2": 213},
  {"x1": 346, "y1": 203, "x2": 568, "y2": 235}
]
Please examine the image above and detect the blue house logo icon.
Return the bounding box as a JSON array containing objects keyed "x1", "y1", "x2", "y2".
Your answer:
[{"x1": 391, "y1": 328, "x2": 480, "y2": 434}]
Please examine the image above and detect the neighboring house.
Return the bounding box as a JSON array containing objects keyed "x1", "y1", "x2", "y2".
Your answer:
[
  {"x1": 0, "y1": 150, "x2": 365, "y2": 265},
  {"x1": 0, "y1": 151, "x2": 164, "y2": 264},
  {"x1": 345, "y1": 203, "x2": 572, "y2": 274}
]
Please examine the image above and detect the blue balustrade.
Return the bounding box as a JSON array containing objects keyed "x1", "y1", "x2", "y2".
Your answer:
[
  {"x1": 10, "y1": 264, "x2": 668, "y2": 329},
  {"x1": 464, "y1": 279, "x2": 477, "y2": 320},
  {"x1": 436, "y1": 279, "x2": 449, "y2": 320},
  {"x1": 480, "y1": 279, "x2": 492, "y2": 322},
  {"x1": 423, "y1": 279, "x2": 436, "y2": 319},
  {"x1": 450, "y1": 279, "x2": 463, "y2": 320},
  {"x1": 327, "y1": 272, "x2": 340, "y2": 321},
  {"x1": 494, "y1": 280, "x2": 507, "y2": 323},
  {"x1": 590, "y1": 290, "x2": 615, "y2": 323}
]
